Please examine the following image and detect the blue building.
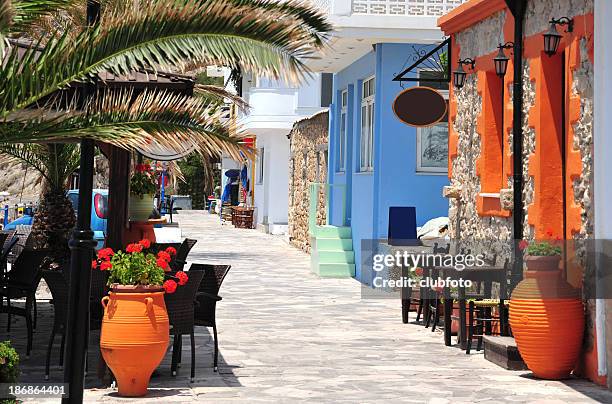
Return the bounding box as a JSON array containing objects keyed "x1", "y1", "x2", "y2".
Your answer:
[
  {"x1": 319, "y1": 43, "x2": 449, "y2": 282},
  {"x1": 304, "y1": 1, "x2": 467, "y2": 283}
]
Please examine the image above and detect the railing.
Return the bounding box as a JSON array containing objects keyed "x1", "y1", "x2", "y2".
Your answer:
[
  {"x1": 311, "y1": 0, "x2": 332, "y2": 14},
  {"x1": 308, "y1": 183, "x2": 347, "y2": 235},
  {"x1": 352, "y1": 0, "x2": 466, "y2": 17}
]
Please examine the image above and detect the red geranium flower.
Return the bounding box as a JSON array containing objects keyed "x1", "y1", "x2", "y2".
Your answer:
[
  {"x1": 139, "y1": 239, "x2": 151, "y2": 249},
  {"x1": 518, "y1": 240, "x2": 529, "y2": 251},
  {"x1": 157, "y1": 258, "x2": 169, "y2": 270},
  {"x1": 165, "y1": 246, "x2": 177, "y2": 256},
  {"x1": 100, "y1": 261, "x2": 112, "y2": 271},
  {"x1": 176, "y1": 271, "x2": 189, "y2": 286},
  {"x1": 546, "y1": 229, "x2": 554, "y2": 238},
  {"x1": 91, "y1": 260, "x2": 98, "y2": 269},
  {"x1": 126, "y1": 243, "x2": 143, "y2": 253},
  {"x1": 414, "y1": 267, "x2": 424, "y2": 277},
  {"x1": 157, "y1": 251, "x2": 171, "y2": 262},
  {"x1": 97, "y1": 248, "x2": 114, "y2": 261},
  {"x1": 163, "y1": 279, "x2": 177, "y2": 294}
]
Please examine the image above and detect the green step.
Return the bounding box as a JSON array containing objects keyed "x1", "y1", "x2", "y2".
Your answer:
[
  {"x1": 314, "y1": 225, "x2": 351, "y2": 239},
  {"x1": 315, "y1": 238, "x2": 353, "y2": 251},
  {"x1": 317, "y1": 263, "x2": 356, "y2": 278},
  {"x1": 317, "y1": 250, "x2": 355, "y2": 264}
]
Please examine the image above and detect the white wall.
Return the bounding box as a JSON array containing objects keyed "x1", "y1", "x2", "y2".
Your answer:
[
  {"x1": 253, "y1": 132, "x2": 290, "y2": 231},
  {"x1": 594, "y1": 0, "x2": 610, "y2": 384}
]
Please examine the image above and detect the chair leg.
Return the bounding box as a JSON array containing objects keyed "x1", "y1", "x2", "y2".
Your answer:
[
  {"x1": 190, "y1": 332, "x2": 195, "y2": 383},
  {"x1": 33, "y1": 297, "x2": 37, "y2": 330},
  {"x1": 45, "y1": 325, "x2": 57, "y2": 380},
  {"x1": 25, "y1": 298, "x2": 33, "y2": 357},
  {"x1": 466, "y1": 301, "x2": 474, "y2": 354},
  {"x1": 416, "y1": 299, "x2": 423, "y2": 323},
  {"x1": 476, "y1": 308, "x2": 485, "y2": 352},
  {"x1": 59, "y1": 329, "x2": 66, "y2": 369},
  {"x1": 213, "y1": 324, "x2": 219, "y2": 372},
  {"x1": 6, "y1": 297, "x2": 11, "y2": 332},
  {"x1": 171, "y1": 334, "x2": 180, "y2": 376},
  {"x1": 177, "y1": 337, "x2": 183, "y2": 368},
  {"x1": 432, "y1": 299, "x2": 440, "y2": 332}
]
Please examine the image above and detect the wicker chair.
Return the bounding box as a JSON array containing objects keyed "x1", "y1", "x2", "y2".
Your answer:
[
  {"x1": 170, "y1": 238, "x2": 198, "y2": 272},
  {"x1": 0, "y1": 249, "x2": 49, "y2": 356},
  {"x1": 43, "y1": 268, "x2": 103, "y2": 379},
  {"x1": 164, "y1": 270, "x2": 205, "y2": 382},
  {"x1": 188, "y1": 263, "x2": 231, "y2": 372},
  {"x1": 0, "y1": 235, "x2": 18, "y2": 278}
]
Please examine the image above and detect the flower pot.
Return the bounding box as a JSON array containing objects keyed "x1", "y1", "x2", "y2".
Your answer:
[
  {"x1": 509, "y1": 255, "x2": 584, "y2": 380},
  {"x1": 100, "y1": 286, "x2": 168, "y2": 397},
  {"x1": 129, "y1": 194, "x2": 153, "y2": 222}
]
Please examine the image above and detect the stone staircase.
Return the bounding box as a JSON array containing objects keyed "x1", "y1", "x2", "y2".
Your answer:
[{"x1": 310, "y1": 225, "x2": 355, "y2": 278}]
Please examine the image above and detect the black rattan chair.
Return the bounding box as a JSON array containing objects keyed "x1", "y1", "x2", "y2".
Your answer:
[
  {"x1": 170, "y1": 238, "x2": 197, "y2": 272},
  {"x1": 0, "y1": 235, "x2": 18, "y2": 279},
  {"x1": 188, "y1": 263, "x2": 231, "y2": 372},
  {"x1": 164, "y1": 270, "x2": 205, "y2": 382},
  {"x1": 0, "y1": 248, "x2": 49, "y2": 356},
  {"x1": 43, "y1": 267, "x2": 103, "y2": 379}
]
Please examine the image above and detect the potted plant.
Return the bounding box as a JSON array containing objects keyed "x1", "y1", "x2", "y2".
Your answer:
[
  {"x1": 0, "y1": 341, "x2": 19, "y2": 404},
  {"x1": 129, "y1": 163, "x2": 157, "y2": 221},
  {"x1": 509, "y1": 230, "x2": 584, "y2": 380},
  {"x1": 95, "y1": 240, "x2": 188, "y2": 397}
]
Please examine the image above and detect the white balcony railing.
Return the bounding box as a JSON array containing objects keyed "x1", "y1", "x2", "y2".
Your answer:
[
  {"x1": 312, "y1": 0, "x2": 332, "y2": 14},
  {"x1": 352, "y1": 0, "x2": 465, "y2": 17}
]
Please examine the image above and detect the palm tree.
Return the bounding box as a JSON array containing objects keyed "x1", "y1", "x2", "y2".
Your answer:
[
  {"x1": 0, "y1": 143, "x2": 79, "y2": 260},
  {"x1": 0, "y1": 0, "x2": 331, "y2": 147},
  {"x1": 0, "y1": 0, "x2": 330, "y2": 257}
]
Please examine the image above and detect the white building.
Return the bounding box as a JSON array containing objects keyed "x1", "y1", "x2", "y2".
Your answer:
[{"x1": 240, "y1": 74, "x2": 331, "y2": 234}]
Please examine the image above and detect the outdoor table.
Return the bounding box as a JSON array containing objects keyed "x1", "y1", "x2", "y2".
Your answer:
[{"x1": 433, "y1": 266, "x2": 508, "y2": 348}]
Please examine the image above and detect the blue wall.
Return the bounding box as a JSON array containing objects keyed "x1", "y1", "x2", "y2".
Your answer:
[{"x1": 327, "y1": 43, "x2": 449, "y2": 283}]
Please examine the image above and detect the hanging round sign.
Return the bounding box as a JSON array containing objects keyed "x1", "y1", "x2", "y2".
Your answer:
[{"x1": 392, "y1": 86, "x2": 448, "y2": 127}]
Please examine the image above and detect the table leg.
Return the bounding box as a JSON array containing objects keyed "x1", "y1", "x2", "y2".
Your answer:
[
  {"x1": 458, "y1": 286, "x2": 467, "y2": 349},
  {"x1": 444, "y1": 290, "x2": 452, "y2": 346}
]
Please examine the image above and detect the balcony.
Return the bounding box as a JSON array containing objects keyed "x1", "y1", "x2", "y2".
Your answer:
[{"x1": 307, "y1": 0, "x2": 467, "y2": 72}]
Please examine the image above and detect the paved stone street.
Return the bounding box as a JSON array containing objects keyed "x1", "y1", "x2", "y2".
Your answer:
[{"x1": 5, "y1": 210, "x2": 612, "y2": 403}]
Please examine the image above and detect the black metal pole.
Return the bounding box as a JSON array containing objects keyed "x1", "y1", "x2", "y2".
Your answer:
[
  {"x1": 510, "y1": 0, "x2": 526, "y2": 290},
  {"x1": 62, "y1": 2, "x2": 100, "y2": 403}
]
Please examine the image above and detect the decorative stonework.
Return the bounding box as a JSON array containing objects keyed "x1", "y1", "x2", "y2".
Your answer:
[
  {"x1": 524, "y1": 0, "x2": 594, "y2": 37},
  {"x1": 455, "y1": 10, "x2": 506, "y2": 61},
  {"x1": 288, "y1": 111, "x2": 329, "y2": 253},
  {"x1": 521, "y1": 62, "x2": 536, "y2": 241}
]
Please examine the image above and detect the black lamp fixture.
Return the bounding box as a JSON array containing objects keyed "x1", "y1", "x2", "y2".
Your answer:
[
  {"x1": 494, "y1": 42, "x2": 514, "y2": 78},
  {"x1": 543, "y1": 17, "x2": 573, "y2": 56},
  {"x1": 453, "y1": 58, "x2": 476, "y2": 89}
]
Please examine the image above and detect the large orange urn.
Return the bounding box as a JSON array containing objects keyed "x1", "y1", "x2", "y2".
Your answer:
[
  {"x1": 100, "y1": 286, "x2": 169, "y2": 397},
  {"x1": 509, "y1": 256, "x2": 584, "y2": 379}
]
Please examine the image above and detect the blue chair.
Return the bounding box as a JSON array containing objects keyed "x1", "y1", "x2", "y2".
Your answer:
[{"x1": 388, "y1": 207, "x2": 419, "y2": 246}]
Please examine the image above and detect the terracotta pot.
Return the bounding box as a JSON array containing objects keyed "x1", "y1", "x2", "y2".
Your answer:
[
  {"x1": 509, "y1": 255, "x2": 584, "y2": 380},
  {"x1": 129, "y1": 194, "x2": 154, "y2": 222},
  {"x1": 100, "y1": 287, "x2": 168, "y2": 397}
]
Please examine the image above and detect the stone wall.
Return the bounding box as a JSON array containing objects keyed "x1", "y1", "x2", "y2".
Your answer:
[
  {"x1": 288, "y1": 110, "x2": 329, "y2": 253},
  {"x1": 448, "y1": 1, "x2": 594, "y2": 262}
]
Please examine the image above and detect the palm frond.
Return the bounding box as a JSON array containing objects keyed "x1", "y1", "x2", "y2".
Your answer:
[
  {"x1": 0, "y1": 0, "x2": 331, "y2": 116},
  {"x1": 0, "y1": 143, "x2": 51, "y2": 183},
  {"x1": 194, "y1": 84, "x2": 249, "y2": 113},
  {"x1": 10, "y1": 0, "x2": 79, "y2": 31},
  {"x1": 0, "y1": 89, "x2": 252, "y2": 161}
]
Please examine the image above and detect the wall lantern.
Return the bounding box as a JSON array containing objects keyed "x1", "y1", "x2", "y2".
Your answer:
[
  {"x1": 543, "y1": 17, "x2": 573, "y2": 56},
  {"x1": 494, "y1": 42, "x2": 514, "y2": 78},
  {"x1": 453, "y1": 58, "x2": 476, "y2": 89}
]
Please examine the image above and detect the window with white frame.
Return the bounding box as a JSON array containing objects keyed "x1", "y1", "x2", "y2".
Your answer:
[
  {"x1": 256, "y1": 147, "x2": 265, "y2": 184},
  {"x1": 416, "y1": 70, "x2": 449, "y2": 173},
  {"x1": 360, "y1": 77, "x2": 375, "y2": 172},
  {"x1": 338, "y1": 90, "x2": 348, "y2": 172}
]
